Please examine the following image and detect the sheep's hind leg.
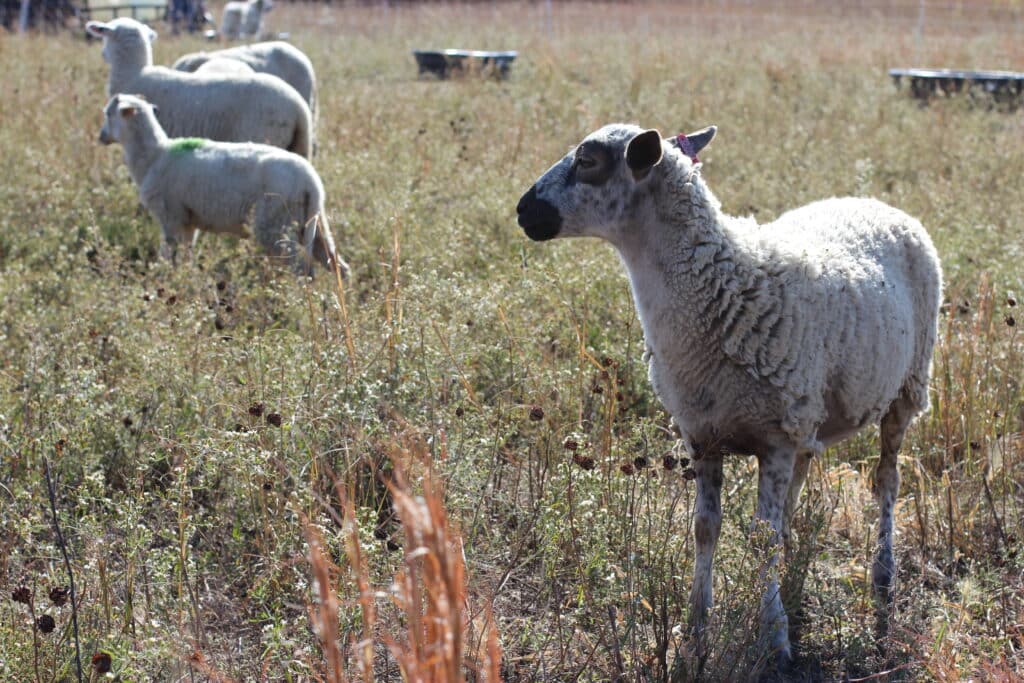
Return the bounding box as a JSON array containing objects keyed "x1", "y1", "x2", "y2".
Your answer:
[
  {"x1": 688, "y1": 454, "x2": 722, "y2": 662},
  {"x1": 873, "y1": 392, "x2": 915, "y2": 617},
  {"x1": 252, "y1": 197, "x2": 303, "y2": 272},
  {"x1": 755, "y1": 449, "x2": 796, "y2": 669}
]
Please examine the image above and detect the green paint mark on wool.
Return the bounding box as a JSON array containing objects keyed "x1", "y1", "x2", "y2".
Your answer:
[{"x1": 169, "y1": 138, "x2": 208, "y2": 155}]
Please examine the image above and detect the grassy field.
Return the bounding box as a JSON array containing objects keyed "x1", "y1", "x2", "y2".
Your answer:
[{"x1": 2, "y1": 1, "x2": 1023, "y2": 680}]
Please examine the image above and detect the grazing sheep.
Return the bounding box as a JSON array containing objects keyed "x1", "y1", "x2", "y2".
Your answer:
[
  {"x1": 220, "y1": 0, "x2": 271, "y2": 40},
  {"x1": 516, "y1": 123, "x2": 942, "y2": 667},
  {"x1": 194, "y1": 58, "x2": 255, "y2": 76},
  {"x1": 172, "y1": 41, "x2": 317, "y2": 122},
  {"x1": 99, "y1": 94, "x2": 346, "y2": 277},
  {"x1": 86, "y1": 18, "x2": 312, "y2": 159}
]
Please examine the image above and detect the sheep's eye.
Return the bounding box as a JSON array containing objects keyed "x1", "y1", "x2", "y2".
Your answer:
[{"x1": 576, "y1": 155, "x2": 597, "y2": 171}]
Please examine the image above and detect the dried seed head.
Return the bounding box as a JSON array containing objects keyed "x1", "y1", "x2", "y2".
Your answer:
[
  {"x1": 681, "y1": 468, "x2": 697, "y2": 481},
  {"x1": 563, "y1": 438, "x2": 579, "y2": 451},
  {"x1": 12, "y1": 586, "x2": 32, "y2": 605},
  {"x1": 48, "y1": 586, "x2": 69, "y2": 607},
  {"x1": 92, "y1": 652, "x2": 113, "y2": 674},
  {"x1": 216, "y1": 280, "x2": 227, "y2": 291},
  {"x1": 1006, "y1": 315, "x2": 1016, "y2": 328},
  {"x1": 265, "y1": 413, "x2": 283, "y2": 427},
  {"x1": 662, "y1": 454, "x2": 678, "y2": 470},
  {"x1": 619, "y1": 462, "x2": 635, "y2": 476},
  {"x1": 248, "y1": 403, "x2": 265, "y2": 418},
  {"x1": 455, "y1": 406, "x2": 464, "y2": 417},
  {"x1": 36, "y1": 614, "x2": 56, "y2": 634},
  {"x1": 572, "y1": 453, "x2": 596, "y2": 471},
  {"x1": 529, "y1": 405, "x2": 544, "y2": 422},
  {"x1": 1008, "y1": 295, "x2": 1018, "y2": 307},
  {"x1": 633, "y1": 456, "x2": 649, "y2": 469}
]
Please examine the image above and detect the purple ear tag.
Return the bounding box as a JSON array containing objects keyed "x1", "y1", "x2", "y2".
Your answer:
[{"x1": 676, "y1": 134, "x2": 699, "y2": 164}]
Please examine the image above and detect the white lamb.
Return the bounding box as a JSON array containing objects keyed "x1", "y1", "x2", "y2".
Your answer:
[
  {"x1": 194, "y1": 58, "x2": 254, "y2": 76},
  {"x1": 220, "y1": 0, "x2": 271, "y2": 41},
  {"x1": 516, "y1": 123, "x2": 942, "y2": 668},
  {"x1": 99, "y1": 94, "x2": 346, "y2": 277},
  {"x1": 86, "y1": 18, "x2": 312, "y2": 159},
  {"x1": 172, "y1": 41, "x2": 317, "y2": 122}
]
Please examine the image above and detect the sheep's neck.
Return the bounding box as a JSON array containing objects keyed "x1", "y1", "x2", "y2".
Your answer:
[
  {"x1": 615, "y1": 176, "x2": 749, "y2": 382},
  {"x1": 121, "y1": 118, "x2": 168, "y2": 187},
  {"x1": 108, "y1": 43, "x2": 151, "y2": 96}
]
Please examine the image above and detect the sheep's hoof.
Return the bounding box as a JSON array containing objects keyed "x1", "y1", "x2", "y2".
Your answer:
[{"x1": 774, "y1": 643, "x2": 794, "y2": 671}]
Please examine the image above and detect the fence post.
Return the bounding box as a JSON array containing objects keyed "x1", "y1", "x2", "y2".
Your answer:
[{"x1": 19, "y1": 0, "x2": 30, "y2": 31}]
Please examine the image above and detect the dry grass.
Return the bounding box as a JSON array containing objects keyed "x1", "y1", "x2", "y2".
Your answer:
[{"x1": 1, "y1": 1, "x2": 1023, "y2": 681}]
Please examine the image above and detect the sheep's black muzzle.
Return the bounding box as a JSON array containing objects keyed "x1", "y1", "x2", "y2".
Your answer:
[{"x1": 516, "y1": 186, "x2": 562, "y2": 241}]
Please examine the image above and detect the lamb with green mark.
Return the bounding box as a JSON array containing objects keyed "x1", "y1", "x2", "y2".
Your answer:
[{"x1": 99, "y1": 94, "x2": 345, "y2": 277}]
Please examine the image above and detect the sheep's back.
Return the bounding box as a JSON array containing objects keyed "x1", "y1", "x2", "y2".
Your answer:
[
  {"x1": 126, "y1": 68, "x2": 307, "y2": 149},
  {"x1": 142, "y1": 142, "x2": 315, "y2": 229},
  {"x1": 738, "y1": 197, "x2": 941, "y2": 441}
]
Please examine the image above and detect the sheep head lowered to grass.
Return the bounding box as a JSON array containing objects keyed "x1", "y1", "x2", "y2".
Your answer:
[{"x1": 516, "y1": 123, "x2": 942, "y2": 669}]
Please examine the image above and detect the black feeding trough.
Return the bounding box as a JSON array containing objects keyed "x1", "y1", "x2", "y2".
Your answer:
[
  {"x1": 413, "y1": 50, "x2": 518, "y2": 79},
  {"x1": 889, "y1": 68, "x2": 1024, "y2": 107}
]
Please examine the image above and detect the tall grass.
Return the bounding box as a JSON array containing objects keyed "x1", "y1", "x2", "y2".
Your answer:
[{"x1": 1, "y1": 1, "x2": 1023, "y2": 680}]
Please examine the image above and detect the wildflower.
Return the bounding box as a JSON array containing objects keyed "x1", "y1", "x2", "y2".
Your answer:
[
  {"x1": 92, "y1": 652, "x2": 112, "y2": 674},
  {"x1": 11, "y1": 586, "x2": 32, "y2": 605},
  {"x1": 48, "y1": 586, "x2": 69, "y2": 607},
  {"x1": 36, "y1": 614, "x2": 56, "y2": 634},
  {"x1": 573, "y1": 454, "x2": 596, "y2": 471}
]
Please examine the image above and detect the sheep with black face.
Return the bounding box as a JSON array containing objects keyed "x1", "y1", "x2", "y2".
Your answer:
[{"x1": 517, "y1": 123, "x2": 942, "y2": 668}]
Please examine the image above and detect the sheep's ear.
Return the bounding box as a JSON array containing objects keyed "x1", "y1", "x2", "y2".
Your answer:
[
  {"x1": 147, "y1": 27, "x2": 157, "y2": 42},
  {"x1": 668, "y1": 126, "x2": 717, "y2": 162},
  {"x1": 684, "y1": 125, "x2": 716, "y2": 154},
  {"x1": 625, "y1": 129, "x2": 663, "y2": 181},
  {"x1": 85, "y1": 21, "x2": 111, "y2": 37}
]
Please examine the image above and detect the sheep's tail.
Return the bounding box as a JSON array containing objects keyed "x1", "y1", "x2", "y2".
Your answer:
[
  {"x1": 290, "y1": 102, "x2": 313, "y2": 160},
  {"x1": 302, "y1": 195, "x2": 346, "y2": 278}
]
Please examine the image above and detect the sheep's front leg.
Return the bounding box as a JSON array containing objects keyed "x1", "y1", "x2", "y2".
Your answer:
[
  {"x1": 689, "y1": 454, "x2": 722, "y2": 650},
  {"x1": 782, "y1": 451, "x2": 813, "y2": 560},
  {"x1": 158, "y1": 221, "x2": 187, "y2": 262},
  {"x1": 756, "y1": 449, "x2": 795, "y2": 668}
]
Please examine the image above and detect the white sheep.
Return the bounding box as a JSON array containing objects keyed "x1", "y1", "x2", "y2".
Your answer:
[
  {"x1": 172, "y1": 41, "x2": 317, "y2": 122},
  {"x1": 516, "y1": 123, "x2": 942, "y2": 668},
  {"x1": 86, "y1": 18, "x2": 312, "y2": 159},
  {"x1": 194, "y1": 58, "x2": 255, "y2": 76},
  {"x1": 98, "y1": 93, "x2": 346, "y2": 277},
  {"x1": 220, "y1": 0, "x2": 271, "y2": 41}
]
